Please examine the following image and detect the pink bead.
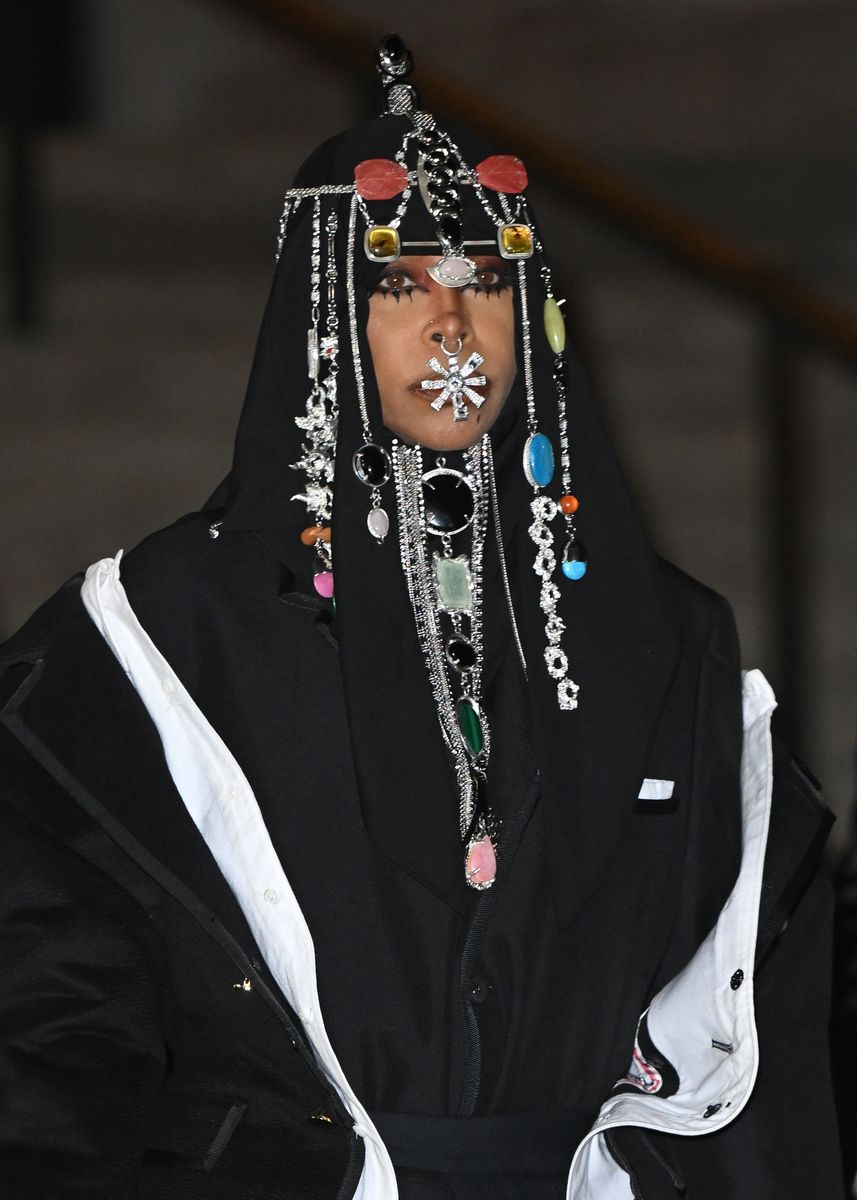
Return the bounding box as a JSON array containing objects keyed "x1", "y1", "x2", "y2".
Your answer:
[
  {"x1": 465, "y1": 835, "x2": 497, "y2": 887},
  {"x1": 313, "y1": 570, "x2": 334, "y2": 598}
]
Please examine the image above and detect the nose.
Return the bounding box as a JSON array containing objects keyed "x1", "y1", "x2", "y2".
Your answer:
[{"x1": 424, "y1": 285, "x2": 471, "y2": 348}]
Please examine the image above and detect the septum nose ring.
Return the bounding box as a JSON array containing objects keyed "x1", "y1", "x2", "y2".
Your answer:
[{"x1": 440, "y1": 335, "x2": 464, "y2": 357}]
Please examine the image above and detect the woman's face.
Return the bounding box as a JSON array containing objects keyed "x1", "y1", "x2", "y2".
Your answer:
[{"x1": 366, "y1": 255, "x2": 517, "y2": 451}]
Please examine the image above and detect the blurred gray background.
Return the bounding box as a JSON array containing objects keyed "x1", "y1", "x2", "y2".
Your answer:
[{"x1": 2, "y1": 0, "x2": 856, "y2": 846}]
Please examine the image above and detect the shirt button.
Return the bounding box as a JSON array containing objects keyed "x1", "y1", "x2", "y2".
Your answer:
[
  {"x1": 469, "y1": 977, "x2": 490, "y2": 1004},
  {"x1": 263, "y1": 888, "x2": 279, "y2": 904},
  {"x1": 226, "y1": 784, "x2": 239, "y2": 800}
]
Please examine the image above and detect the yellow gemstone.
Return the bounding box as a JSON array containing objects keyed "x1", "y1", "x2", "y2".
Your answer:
[
  {"x1": 544, "y1": 296, "x2": 566, "y2": 354},
  {"x1": 498, "y1": 223, "x2": 533, "y2": 259},
  {"x1": 364, "y1": 226, "x2": 400, "y2": 261}
]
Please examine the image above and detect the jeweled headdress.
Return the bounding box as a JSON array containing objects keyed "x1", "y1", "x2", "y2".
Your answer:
[{"x1": 270, "y1": 36, "x2": 592, "y2": 889}]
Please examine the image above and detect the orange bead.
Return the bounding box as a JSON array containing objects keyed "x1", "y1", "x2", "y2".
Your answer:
[
  {"x1": 300, "y1": 525, "x2": 331, "y2": 545},
  {"x1": 559, "y1": 494, "x2": 579, "y2": 515}
]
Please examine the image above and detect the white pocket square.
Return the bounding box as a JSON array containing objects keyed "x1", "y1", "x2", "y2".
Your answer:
[{"x1": 638, "y1": 778, "x2": 675, "y2": 800}]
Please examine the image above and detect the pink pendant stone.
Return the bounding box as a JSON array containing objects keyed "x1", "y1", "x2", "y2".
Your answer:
[
  {"x1": 465, "y1": 835, "x2": 497, "y2": 889},
  {"x1": 313, "y1": 570, "x2": 334, "y2": 598}
]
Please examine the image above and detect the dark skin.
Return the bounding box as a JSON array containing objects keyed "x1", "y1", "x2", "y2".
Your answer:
[{"x1": 366, "y1": 255, "x2": 517, "y2": 452}]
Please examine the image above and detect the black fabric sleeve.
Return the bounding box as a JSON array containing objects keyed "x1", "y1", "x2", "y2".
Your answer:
[{"x1": 0, "y1": 801, "x2": 168, "y2": 1198}]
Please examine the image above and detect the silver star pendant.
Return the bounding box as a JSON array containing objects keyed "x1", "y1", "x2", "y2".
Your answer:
[{"x1": 420, "y1": 346, "x2": 487, "y2": 422}]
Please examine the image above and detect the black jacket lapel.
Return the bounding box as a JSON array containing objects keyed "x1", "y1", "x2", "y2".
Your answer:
[{"x1": 0, "y1": 590, "x2": 258, "y2": 954}]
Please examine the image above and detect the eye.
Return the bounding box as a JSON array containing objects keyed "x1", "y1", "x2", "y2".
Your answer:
[
  {"x1": 467, "y1": 266, "x2": 515, "y2": 297},
  {"x1": 369, "y1": 267, "x2": 422, "y2": 302}
]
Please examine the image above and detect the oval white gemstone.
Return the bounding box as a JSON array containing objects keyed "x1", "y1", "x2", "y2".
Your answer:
[{"x1": 367, "y1": 507, "x2": 390, "y2": 541}]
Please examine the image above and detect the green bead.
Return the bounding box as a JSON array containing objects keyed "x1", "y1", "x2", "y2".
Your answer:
[
  {"x1": 434, "y1": 554, "x2": 472, "y2": 613},
  {"x1": 457, "y1": 697, "x2": 484, "y2": 756},
  {"x1": 544, "y1": 296, "x2": 566, "y2": 354}
]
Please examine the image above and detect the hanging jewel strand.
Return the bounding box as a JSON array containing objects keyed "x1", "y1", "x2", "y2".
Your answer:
[{"x1": 393, "y1": 437, "x2": 497, "y2": 887}]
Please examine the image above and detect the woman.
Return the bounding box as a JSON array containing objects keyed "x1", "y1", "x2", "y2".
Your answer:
[{"x1": 0, "y1": 36, "x2": 841, "y2": 1199}]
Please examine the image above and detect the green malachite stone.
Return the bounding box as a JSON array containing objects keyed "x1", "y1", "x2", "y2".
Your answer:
[
  {"x1": 434, "y1": 554, "x2": 473, "y2": 613},
  {"x1": 544, "y1": 296, "x2": 566, "y2": 354},
  {"x1": 457, "y1": 697, "x2": 484, "y2": 756}
]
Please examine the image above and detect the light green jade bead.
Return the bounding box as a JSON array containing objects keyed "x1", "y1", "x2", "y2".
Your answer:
[{"x1": 544, "y1": 296, "x2": 566, "y2": 354}]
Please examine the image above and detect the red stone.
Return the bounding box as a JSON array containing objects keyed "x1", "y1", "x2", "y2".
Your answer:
[
  {"x1": 475, "y1": 155, "x2": 528, "y2": 194},
  {"x1": 354, "y1": 159, "x2": 409, "y2": 200},
  {"x1": 559, "y1": 494, "x2": 579, "y2": 515}
]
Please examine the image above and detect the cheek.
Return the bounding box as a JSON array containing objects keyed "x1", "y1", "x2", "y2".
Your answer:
[
  {"x1": 485, "y1": 306, "x2": 517, "y2": 386},
  {"x1": 366, "y1": 309, "x2": 396, "y2": 394}
]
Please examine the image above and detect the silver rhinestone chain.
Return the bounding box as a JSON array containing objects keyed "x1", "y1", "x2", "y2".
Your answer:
[
  {"x1": 392, "y1": 438, "x2": 491, "y2": 837},
  {"x1": 346, "y1": 194, "x2": 371, "y2": 438}
]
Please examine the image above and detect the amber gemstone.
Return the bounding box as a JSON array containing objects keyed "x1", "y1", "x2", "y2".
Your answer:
[
  {"x1": 364, "y1": 226, "x2": 401, "y2": 261},
  {"x1": 498, "y1": 223, "x2": 533, "y2": 259},
  {"x1": 559, "y1": 494, "x2": 579, "y2": 514},
  {"x1": 300, "y1": 526, "x2": 331, "y2": 545}
]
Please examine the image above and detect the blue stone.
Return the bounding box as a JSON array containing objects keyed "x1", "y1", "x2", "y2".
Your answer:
[
  {"x1": 524, "y1": 433, "x2": 555, "y2": 488},
  {"x1": 562, "y1": 538, "x2": 587, "y2": 580}
]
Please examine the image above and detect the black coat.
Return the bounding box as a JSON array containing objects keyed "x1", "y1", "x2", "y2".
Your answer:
[{"x1": 0, "y1": 518, "x2": 842, "y2": 1199}]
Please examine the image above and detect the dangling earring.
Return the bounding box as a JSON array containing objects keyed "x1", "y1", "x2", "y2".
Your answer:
[
  {"x1": 291, "y1": 198, "x2": 337, "y2": 598},
  {"x1": 515, "y1": 245, "x2": 581, "y2": 712},
  {"x1": 347, "y1": 193, "x2": 393, "y2": 543}
]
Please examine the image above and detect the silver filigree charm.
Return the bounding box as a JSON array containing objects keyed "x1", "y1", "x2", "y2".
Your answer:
[
  {"x1": 420, "y1": 336, "x2": 487, "y2": 422},
  {"x1": 528, "y1": 494, "x2": 580, "y2": 710}
]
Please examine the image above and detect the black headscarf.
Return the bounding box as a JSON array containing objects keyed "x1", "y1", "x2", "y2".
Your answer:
[{"x1": 216, "y1": 114, "x2": 680, "y2": 926}]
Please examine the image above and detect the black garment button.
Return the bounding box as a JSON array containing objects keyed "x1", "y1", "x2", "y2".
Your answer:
[
  {"x1": 730, "y1": 970, "x2": 744, "y2": 991},
  {"x1": 469, "y1": 977, "x2": 490, "y2": 1004}
]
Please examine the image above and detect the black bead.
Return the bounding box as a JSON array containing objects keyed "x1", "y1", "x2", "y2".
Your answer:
[
  {"x1": 425, "y1": 144, "x2": 451, "y2": 165},
  {"x1": 422, "y1": 471, "x2": 474, "y2": 534},
  {"x1": 563, "y1": 539, "x2": 587, "y2": 563},
  {"x1": 352, "y1": 443, "x2": 391, "y2": 488},
  {"x1": 437, "y1": 214, "x2": 462, "y2": 247},
  {"x1": 446, "y1": 636, "x2": 477, "y2": 672},
  {"x1": 376, "y1": 34, "x2": 413, "y2": 77}
]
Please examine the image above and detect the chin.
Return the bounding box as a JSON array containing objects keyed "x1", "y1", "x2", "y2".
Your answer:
[{"x1": 389, "y1": 404, "x2": 502, "y2": 453}]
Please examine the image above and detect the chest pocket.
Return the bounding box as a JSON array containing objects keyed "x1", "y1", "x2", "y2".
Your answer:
[{"x1": 634, "y1": 777, "x2": 679, "y2": 816}]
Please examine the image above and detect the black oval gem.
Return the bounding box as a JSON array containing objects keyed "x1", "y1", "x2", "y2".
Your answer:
[
  {"x1": 563, "y1": 539, "x2": 587, "y2": 563},
  {"x1": 427, "y1": 177, "x2": 447, "y2": 197},
  {"x1": 437, "y1": 214, "x2": 462, "y2": 248},
  {"x1": 446, "y1": 636, "x2": 477, "y2": 672},
  {"x1": 422, "y1": 470, "x2": 474, "y2": 534},
  {"x1": 352, "y1": 443, "x2": 391, "y2": 488}
]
